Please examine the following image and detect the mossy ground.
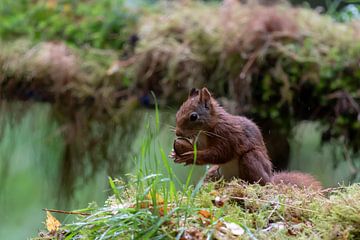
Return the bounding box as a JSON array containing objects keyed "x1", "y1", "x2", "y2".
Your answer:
[{"x1": 36, "y1": 177, "x2": 360, "y2": 240}]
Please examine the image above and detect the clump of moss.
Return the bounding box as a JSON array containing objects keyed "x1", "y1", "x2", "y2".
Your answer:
[{"x1": 0, "y1": 39, "x2": 122, "y2": 102}]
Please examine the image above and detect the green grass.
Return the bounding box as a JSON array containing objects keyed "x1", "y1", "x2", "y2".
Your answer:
[{"x1": 34, "y1": 110, "x2": 360, "y2": 240}]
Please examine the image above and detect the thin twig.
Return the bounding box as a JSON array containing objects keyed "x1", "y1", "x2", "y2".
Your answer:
[
  {"x1": 318, "y1": 186, "x2": 347, "y2": 194},
  {"x1": 239, "y1": 50, "x2": 259, "y2": 79},
  {"x1": 43, "y1": 208, "x2": 91, "y2": 216},
  {"x1": 266, "y1": 197, "x2": 280, "y2": 223}
]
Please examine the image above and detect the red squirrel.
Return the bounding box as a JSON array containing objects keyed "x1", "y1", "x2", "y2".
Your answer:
[{"x1": 171, "y1": 87, "x2": 322, "y2": 190}]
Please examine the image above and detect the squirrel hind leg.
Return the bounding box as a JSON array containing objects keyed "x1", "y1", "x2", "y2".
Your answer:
[
  {"x1": 272, "y1": 171, "x2": 322, "y2": 191},
  {"x1": 204, "y1": 165, "x2": 221, "y2": 183}
]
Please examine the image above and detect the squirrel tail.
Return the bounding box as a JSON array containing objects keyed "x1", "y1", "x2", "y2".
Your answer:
[{"x1": 272, "y1": 171, "x2": 322, "y2": 190}]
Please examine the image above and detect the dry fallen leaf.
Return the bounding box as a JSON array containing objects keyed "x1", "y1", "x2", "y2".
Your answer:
[
  {"x1": 209, "y1": 190, "x2": 219, "y2": 196},
  {"x1": 215, "y1": 221, "x2": 244, "y2": 239},
  {"x1": 159, "y1": 206, "x2": 172, "y2": 217},
  {"x1": 146, "y1": 192, "x2": 164, "y2": 205},
  {"x1": 136, "y1": 193, "x2": 165, "y2": 208},
  {"x1": 223, "y1": 222, "x2": 245, "y2": 236},
  {"x1": 45, "y1": 211, "x2": 61, "y2": 233},
  {"x1": 198, "y1": 209, "x2": 212, "y2": 219}
]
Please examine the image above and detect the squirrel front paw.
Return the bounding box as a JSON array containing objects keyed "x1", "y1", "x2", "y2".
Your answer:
[
  {"x1": 169, "y1": 149, "x2": 191, "y2": 165},
  {"x1": 173, "y1": 155, "x2": 191, "y2": 165},
  {"x1": 174, "y1": 151, "x2": 199, "y2": 165}
]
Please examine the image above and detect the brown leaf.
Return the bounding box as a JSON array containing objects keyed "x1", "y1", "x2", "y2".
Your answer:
[
  {"x1": 198, "y1": 209, "x2": 212, "y2": 219},
  {"x1": 158, "y1": 206, "x2": 171, "y2": 217}
]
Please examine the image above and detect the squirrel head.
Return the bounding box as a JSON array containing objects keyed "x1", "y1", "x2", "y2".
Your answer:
[{"x1": 175, "y1": 87, "x2": 216, "y2": 138}]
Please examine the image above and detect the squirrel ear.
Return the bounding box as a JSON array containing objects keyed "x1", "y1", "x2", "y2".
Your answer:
[
  {"x1": 199, "y1": 87, "x2": 212, "y2": 108},
  {"x1": 188, "y1": 88, "x2": 199, "y2": 98}
]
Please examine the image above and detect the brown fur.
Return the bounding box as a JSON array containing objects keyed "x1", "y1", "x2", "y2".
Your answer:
[{"x1": 173, "y1": 87, "x2": 321, "y2": 189}]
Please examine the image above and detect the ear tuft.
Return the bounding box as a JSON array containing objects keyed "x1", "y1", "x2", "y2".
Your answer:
[
  {"x1": 189, "y1": 88, "x2": 199, "y2": 98},
  {"x1": 202, "y1": 87, "x2": 211, "y2": 97},
  {"x1": 199, "y1": 87, "x2": 212, "y2": 108}
]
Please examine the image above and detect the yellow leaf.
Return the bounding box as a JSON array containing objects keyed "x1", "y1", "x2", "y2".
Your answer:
[
  {"x1": 45, "y1": 211, "x2": 61, "y2": 233},
  {"x1": 146, "y1": 193, "x2": 164, "y2": 205}
]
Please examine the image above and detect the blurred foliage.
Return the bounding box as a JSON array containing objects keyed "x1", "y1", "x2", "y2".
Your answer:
[
  {"x1": 0, "y1": 39, "x2": 142, "y2": 198},
  {"x1": 335, "y1": 3, "x2": 360, "y2": 22},
  {"x1": 128, "y1": 1, "x2": 360, "y2": 161},
  {"x1": 0, "y1": 0, "x2": 137, "y2": 49}
]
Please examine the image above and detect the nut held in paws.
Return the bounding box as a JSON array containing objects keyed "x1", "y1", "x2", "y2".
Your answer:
[{"x1": 173, "y1": 137, "x2": 193, "y2": 156}]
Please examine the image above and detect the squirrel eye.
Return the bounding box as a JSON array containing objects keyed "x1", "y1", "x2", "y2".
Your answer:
[{"x1": 189, "y1": 112, "x2": 199, "y2": 121}]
